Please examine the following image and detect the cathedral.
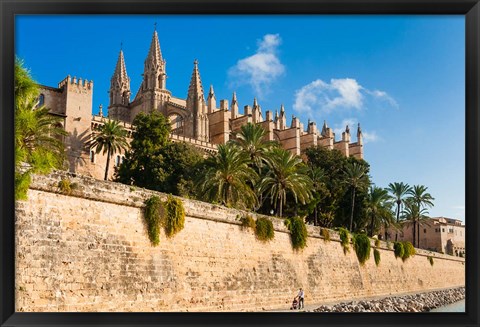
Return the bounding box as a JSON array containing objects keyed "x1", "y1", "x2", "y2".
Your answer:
[{"x1": 38, "y1": 29, "x2": 363, "y2": 181}]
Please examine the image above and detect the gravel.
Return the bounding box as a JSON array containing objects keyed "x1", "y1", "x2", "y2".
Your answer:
[{"x1": 311, "y1": 287, "x2": 465, "y2": 312}]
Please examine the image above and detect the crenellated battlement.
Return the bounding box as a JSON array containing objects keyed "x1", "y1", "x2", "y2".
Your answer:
[{"x1": 58, "y1": 75, "x2": 93, "y2": 90}]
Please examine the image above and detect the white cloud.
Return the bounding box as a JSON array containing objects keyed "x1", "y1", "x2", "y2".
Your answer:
[
  {"x1": 368, "y1": 89, "x2": 399, "y2": 108},
  {"x1": 293, "y1": 78, "x2": 396, "y2": 116},
  {"x1": 228, "y1": 34, "x2": 285, "y2": 97},
  {"x1": 362, "y1": 131, "x2": 379, "y2": 144}
]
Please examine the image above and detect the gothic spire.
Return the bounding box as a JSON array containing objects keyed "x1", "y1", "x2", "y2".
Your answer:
[
  {"x1": 208, "y1": 85, "x2": 215, "y2": 98},
  {"x1": 145, "y1": 29, "x2": 163, "y2": 67},
  {"x1": 187, "y1": 59, "x2": 205, "y2": 102},
  {"x1": 253, "y1": 97, "x2": 258, "y2": 108},
  {"x1": 280, "y1": 104, "x2": 285, "y2": 114},
  {"x1": 232, "y1": 91, "x2": 237, "y2": 104},
  {"x1": 112, "y1": 49, "x2": 129, "y2": 83}
]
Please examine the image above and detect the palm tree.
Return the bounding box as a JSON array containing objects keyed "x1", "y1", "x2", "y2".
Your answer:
[
  {"x1": 259, "y1": 148, "x2": 312, "y2": 217},
  {"x1": 407, "y1": 185, "x2": 434, "y2": 246},
  {"x1": 387, "y1": 182, "x2": 412, "y2": 241},
  {"x1": 89, "y1": 120, "x2": 129, "y2": 180},
  {"x1": 15, "y1": 60, "x2": 67, "y2": 199},
  {"x1": 308, "y1": 166, "x2": 327, "y2": 226},
  {"x1": 343, "y1": 162, "x2": 370, "y2": 232},
  {"x1": 402, "y1": 200, "x2": 430, "y2": 247},
  {"x1": 198, "y1": 144, "x2": 259, "y2": 209},
  {"x1": 231, "y1": 123, "x2": 276, "y2": 171},
  {"x1": 366, "y1": 186, "x2": 394, "y2": 237}
]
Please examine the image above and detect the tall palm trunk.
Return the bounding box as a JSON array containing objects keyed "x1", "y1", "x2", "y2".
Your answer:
[
  {"x1": 278, "y1": 196, "x2": 283, "y2": 218},
  {"x1": 412, "y1": 218, "x2": 416, "y2": 247},
  {"x1": 104, "y1": 147, "x2": 111, "y2": 181},
  {"x1": 369, "y1": 213, "x2": 375, "y2": 237},
  {"x1": 314, "y1": 206, "x2": 318, "y2": 226},
  {"x1": 349, "y1": 188, "x2": 356, "y2": 232},
  {"x1": 395, "y1": 201, "x2": 401, "y2": 241}
]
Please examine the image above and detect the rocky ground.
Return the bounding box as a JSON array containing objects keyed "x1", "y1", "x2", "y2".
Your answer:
[{"x1": 311, "y1": 287, "x2": 465, "y2": 312}]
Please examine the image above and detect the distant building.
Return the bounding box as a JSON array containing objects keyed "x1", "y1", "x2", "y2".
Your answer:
[
  {"x1": 37, "y1": 29, "x2": 364, "y2": 180},
  {"x1": 385, "y1": 217, "x2": 465, "y2": 256}
]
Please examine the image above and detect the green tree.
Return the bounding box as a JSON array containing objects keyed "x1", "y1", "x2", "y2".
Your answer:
[
  {"x1": 343, "y1": 161, "x2": 370, "y2": 232},
  {"x1": 198, "y1": 143, "x2": 258, "y2": 209},
  {"x1": 89, "y1": 120, "x2": 129, "y2": 180},
  {"x1": 115, "y1": 111, "x2": 171, "y2": 188},
  {"x1": 158, "y1": 141, "x2": 206, "y2": 197},
  {"x1": 402, "y1": 199, "x2": 430, "y2": 247},
  {"x1": 387, "y1": 182, "x2": 412, "y2": 241},
  {"x1": 15, "y1": 59, "x2": 67, "y2": 200},
  {"x1": 407, "y1": 185, "x2": 434, "y2": 246},
  {"x1": 231, "y1": 122, "x2": 276, "y2": 171},
  {"x1": 366, "y1": 186, "x2": 394, "y2": 237},
  {"x1": 259, "y1": 148, "x2": 312, "y2": 217}
]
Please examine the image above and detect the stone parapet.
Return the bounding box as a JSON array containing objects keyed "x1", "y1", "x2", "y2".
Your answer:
[{"x1": 15, "y1": 171, "x2": 465, "y2": 312}]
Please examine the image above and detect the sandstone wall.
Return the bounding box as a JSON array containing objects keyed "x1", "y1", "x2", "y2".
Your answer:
[{"x1": 15, "y1": 172, "x2": 465, "y2": 312}]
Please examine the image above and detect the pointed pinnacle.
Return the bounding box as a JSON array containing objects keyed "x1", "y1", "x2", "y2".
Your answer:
[
  {"x1": 146, "y1": 30, "x2": 163, "y2": 65},
  {"x1": 113, "y1": 49, "x2": 128, "y2": 82}
]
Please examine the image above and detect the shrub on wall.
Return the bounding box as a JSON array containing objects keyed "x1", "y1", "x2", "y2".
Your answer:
[
  {"x1": 240, "y1": 214, "x2": 256, "y2": 230},
  {"x1": 320, "y1": 228, "x2": 330, "y2": 242},
  {"x1": 401, "y1": 241, "x2": 415, "y2": 262},
  {"x1": 427, "y1": 255, "x2": 434, "y2": 266},
  {"x1": 285, "y1": 217, "x2": 308, "y2": 250},
  {"x1": 352, "y1": 233, "x2": 371, "y2": 265},
  {"x1": 374, "y1": 248, "x2": 381, "y2": 266},
  {"x1": 163, "y1": 195, "x2": 185, "y2": 237},
  {"x1": 57, "y1": 178, "x2": 78, "y2": 195},
  {"x1": 394, "y1": 242, "x2": 404, "y2": 259},
  {"x1": 338, "y1": 227, "x2": 350, "y2": 254},
  {"x1": 144, "y1": 195, "x2": 163, "y2": 246},
  {"x1": 255, "y1": 217, "x2": 275, "y2": 242}
]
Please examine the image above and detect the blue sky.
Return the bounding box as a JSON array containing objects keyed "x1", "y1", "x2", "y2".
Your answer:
[{"x1": 16, "y1": 15, "x2": 465, "y2": 222}]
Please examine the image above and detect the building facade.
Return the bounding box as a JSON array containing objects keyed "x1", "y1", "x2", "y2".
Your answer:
[
  {"x1": 386, "y1": 217, "x2": 465, "y2": 257},
  {"x1": 39, "y1": 29, "x2": 364, "y2": 180}
]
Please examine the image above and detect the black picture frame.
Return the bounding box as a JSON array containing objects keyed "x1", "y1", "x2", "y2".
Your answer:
[{"x1": 1, "y1": 1, "x2": 479, "y2": 326}]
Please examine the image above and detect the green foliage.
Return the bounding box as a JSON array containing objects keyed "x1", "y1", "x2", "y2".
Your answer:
[
  {"x1": 144, "y1": 196, "x2": 163, "y2": 246},
  {"x1": 255, "y1": 217, "x2": 275, "y2": 242},
  {"x1": 89, "y1": 120, "x2": 128, "y2": 180},
  {"x1": 240, "y1": 214, "x2": 256, "y2": 229},
  {"x1": 374, "y1": 248, "x2": 381, "y2": 266},
  {"x1": 163, "y1": 195, "x2": 185, "y2": 237},
  {"x1": 57, "y1": 178, "x2": 78, "y2": 195},
  {"x1": 427, "y1": 256, "x2": 434, "y2": 266},
  {"x1": 285, "y1": 217, "x2": 308, "y2": 250},
  {"x1": 394, "y1": 242, "x2": 404, "y2": 259},
  {"x1": 115, "y1": 112, "x2": 171, "y2": 188},
  {"x1": 320, "y1": 228, "x2": 330, "y2": 242},
  {"x1": 375, "y1": 238, "x2": 381, "y2": 248},
  {"x1": 386, "y1": 240, "x2": 392, "y2": 250},
  {"x1": 15, "y1": 60, "x2": 67, "y2": 200},
  {"x1": 304, "y1": 146, "x2": 372, "y2": 232},
  {"x1": 232, "y1": 122, "x2": 277, "y2": 171},
  {"x1": 338, "y1": 227, "x2": 350, "y2": 254},
  {"x1": 352, "y1": 233, "x2": 371, "y2": 265},
  {"x1": 259, "y1": 148, "x2": 313, "y2": 217},
  {"x1": 401, "y1": 241, "x2": 415, "y2": 261},
  {"x1": 15, "y1": 172, "x2": 31, "y2": 201},
  {"x1": 198, "y1": 143, "x2": 258, "y2": 209}
]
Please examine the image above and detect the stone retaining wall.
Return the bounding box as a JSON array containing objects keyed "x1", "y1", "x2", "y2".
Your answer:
[{"x1": 15, "y1": 171, "x2": 465, "y2": 312}]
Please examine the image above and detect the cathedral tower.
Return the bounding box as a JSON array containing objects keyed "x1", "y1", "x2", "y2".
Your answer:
[
  {"x1": 108, "y1": 49, "x2": 131, "y2": 121},
  {"x1": 133, "y1": 27, "x2": 171, "y2": 115},
  {"x1": 185, "y1": 60, "x2": 209, "y2": 141}
]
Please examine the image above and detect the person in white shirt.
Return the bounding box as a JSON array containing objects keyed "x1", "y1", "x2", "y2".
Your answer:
[{"x1": 297, "y1": 288, "x2": 304, "y2": 309}]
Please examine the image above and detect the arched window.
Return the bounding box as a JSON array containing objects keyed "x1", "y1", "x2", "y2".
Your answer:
[
  {"x1": 36, "y1": 94, "x2": 45, "y2": 108},
  {"x1": 115, "y1": 155, "x2": 121, "y2": 167},
  {"x1": 90, "y1": 150, "x2": 95, "y2": 163}
]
